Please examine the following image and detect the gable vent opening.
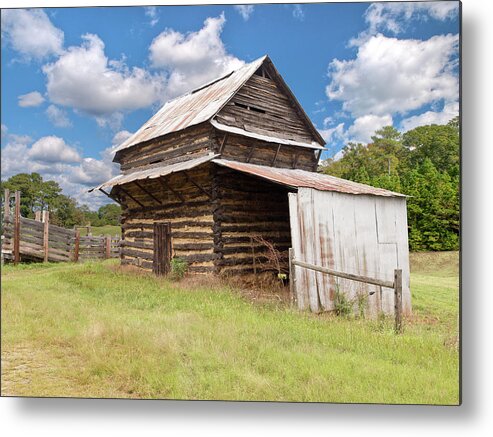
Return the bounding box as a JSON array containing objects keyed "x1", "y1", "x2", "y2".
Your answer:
[{"x1": 234, "y1": 102, "x2": 266, "y2": 114}]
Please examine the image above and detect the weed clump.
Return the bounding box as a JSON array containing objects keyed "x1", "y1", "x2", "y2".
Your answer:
[{"x1": 170, "y1": 257, "x2": 188, "y2": 281}]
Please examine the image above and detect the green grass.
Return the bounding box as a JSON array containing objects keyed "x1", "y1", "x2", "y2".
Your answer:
[
  {"x1": 78, "y1": 225, "x2": 121, "y2": 237},
  {"x1": 1, "y1": 252, "x2": 459, "y2": 404}
]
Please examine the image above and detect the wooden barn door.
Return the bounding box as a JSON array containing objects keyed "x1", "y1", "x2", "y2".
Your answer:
[{"x1": 153, "y1": 222, "x2": 171, "y2": 276}]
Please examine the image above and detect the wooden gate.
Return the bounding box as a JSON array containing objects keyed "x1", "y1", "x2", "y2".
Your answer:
[{"x1": 153, "y1": 222, "x2": 172, "y2": 276}]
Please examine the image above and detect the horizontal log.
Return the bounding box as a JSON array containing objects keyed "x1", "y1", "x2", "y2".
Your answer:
[
  {"x1": 121, "y1": 248, "x2": 154, "y2": 260},
  {"x1": 181, "y1": 253, "x2": 219, "y2": 263}
]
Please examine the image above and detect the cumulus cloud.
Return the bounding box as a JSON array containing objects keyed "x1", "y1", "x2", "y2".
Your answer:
[
  {"x1": 149, "y1": 14, "x2": 244, "y2": 100},
  {"x1": 28, "y1": 136, "x2": 81, "y2": 163},
  {"x1": 18, "y1": 91, "x2": 45, "y2": 107},
  {"x1": 319, "y1": 122, "x2": 345, "y2": 144},
  {"x1": 46, "y1": 104, "x2": 72, "y2": 127},
  {"x1": 43, "y1": 33, "x2": 164, "y2": 117},
  {"x1": 2, "y1": 132, "x2": 117, "y2": 209},
  {"x1": 364, "y1": 1, "x2": 459, "y2": 36},
  {"x1": 145, "y1": 6, "x2": 159, "y2": 27},
  {"x1": 234, "y1": 5, "x2": 254, "y2": 21},
  {"x1": 400, "y1": 101, "x2": 458, "y2": 132},
  {"x1": 111, "y1": 130, "x2": 133, "y2": 148},
  {"x1": 1, "y1": 9, "x2": 64, "y2": 60},
  {"x1": 347, "y1": 114, "x2": 393, "y2": 144},
  {"x1": 327, "y1": 33, "x2": 459, "y2": 118}
]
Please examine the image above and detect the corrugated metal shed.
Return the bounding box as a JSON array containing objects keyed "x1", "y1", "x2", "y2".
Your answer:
[
  {"x1": 212, "y1": 159, "x2": 406, "y2": 197},
  {"x1": 113, "y1": 57, "x2": 267, "y2": 154},
  {"x1": 89, "y1": 154, "x2": 219, "y2": 192},
  {"x1": 210, "y1": 120, "x2": 325, "y2": 150}
]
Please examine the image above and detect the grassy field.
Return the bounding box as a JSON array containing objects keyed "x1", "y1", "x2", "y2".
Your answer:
[
  {"x1": 78, "y1": 225, "x2": 121, "y2": 236},
  {"x1": 0, "y1": 252, "x2": 459, "y2": 404}
]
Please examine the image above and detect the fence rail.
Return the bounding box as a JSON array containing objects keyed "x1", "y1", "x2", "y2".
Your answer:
[
  {"x1": 1, "y1": 190, "x2": 120, "y2": 264},
  {"x1": 288, "y1": 248, "x2": 403, "y2": 333}
]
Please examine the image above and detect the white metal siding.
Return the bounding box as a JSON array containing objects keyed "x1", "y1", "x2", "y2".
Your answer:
[{"x1": 289, "y1": 188, "x2": 411, "y2": 316}]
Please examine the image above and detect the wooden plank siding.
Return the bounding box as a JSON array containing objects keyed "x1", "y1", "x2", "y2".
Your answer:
[
  {"x1": 289, "y1": 188, "x2": 411, "y2": 317},
  {"x1": 216, "y1": 74, "x2": 317, "y2": 145}
]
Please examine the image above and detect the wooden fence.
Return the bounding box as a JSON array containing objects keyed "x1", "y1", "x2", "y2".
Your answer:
[
  {"x1": 288, "y1": 248, "x2": 403, "y2": 333},
  {"x1": 1, "y1": 190, "x2": 120, "y2": 264}
]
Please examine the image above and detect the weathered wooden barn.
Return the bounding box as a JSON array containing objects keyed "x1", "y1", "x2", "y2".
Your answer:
[{"x1": 92, "y1": 55, "x2": 410, "y2": 315}]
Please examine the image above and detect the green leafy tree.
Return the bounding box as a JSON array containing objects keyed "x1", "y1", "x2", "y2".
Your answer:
[
  {"x1": 98, "y1": 203, "x2": 121, "y2": 225},
  {"x1": 402, "y1": 123, "x2": 459, "y2": 175}
]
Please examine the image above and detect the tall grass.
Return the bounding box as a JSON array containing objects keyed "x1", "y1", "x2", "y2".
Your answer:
[{"x1": 1, "y1": 253, "x2": 459, "y2": 404}]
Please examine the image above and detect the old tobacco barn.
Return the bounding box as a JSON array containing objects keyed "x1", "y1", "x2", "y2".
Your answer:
[{"x1": 92, "y1": 56, "x2": 411, "y2": 316}]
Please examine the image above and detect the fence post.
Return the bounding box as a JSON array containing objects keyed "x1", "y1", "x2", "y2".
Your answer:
[
  {"x1": 74, "y1": 230, "x2": 80, "y2": 263},
  {"x1": 289, "y1": 248, "x2": 296, "y2": 306},
  {"x1": 105, "y1": 235, "x2": 111, "y2": 259},
  {"x1": 394, "y1": 269, "x2": 403, "y2": 334},
  {"x1": 42, "y1": 210, "x2": 49, "y2": 262},
  {"x1": 35, "y1": 210, "x2": 41, "y2": 221},
  {"x1": 13, "y1": 191, "x2": 20, "y2": 265}
]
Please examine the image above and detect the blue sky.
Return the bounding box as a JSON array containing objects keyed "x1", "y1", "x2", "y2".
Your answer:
[{"x1": 1, "y1": 2, "x2": 460, "y2": 208}]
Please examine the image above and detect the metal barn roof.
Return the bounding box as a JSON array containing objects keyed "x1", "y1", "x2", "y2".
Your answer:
[
  {"x1": 89, "y1": 154, "x2": 219, "y2": 192},
  {"x1": 91, "y1": 156, "x2": 405, "y2": 198},
  {"x1": 210, "y1": 120, "x2": 325, "y2": 150},
  {"x1": 112, "y1": 55, "x2": 325, "y2": 156},
  {"x1": 212, "y1": 160, "x2": 406, "y2": 197}
]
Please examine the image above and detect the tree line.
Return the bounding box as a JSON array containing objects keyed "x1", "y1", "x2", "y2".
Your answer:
[
  {"x1": 0, "y1": 173, "x2": 121, "y2": 228},
  {"x1": 321, "y1": 117, "x2": 459, "y2": 251}
]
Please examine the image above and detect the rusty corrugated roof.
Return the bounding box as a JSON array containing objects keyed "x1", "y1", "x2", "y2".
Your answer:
[
  {"x1": 212, "y1": 159, "x2": 406, "y2": 197},
  {"x1": 113, "y1": 56, "x2": 267, "y2": 154},
  {"x1": 210, "y1": 120, "x2": 325, "y2": 150},
  {"x1": 89, "y1": 154, "x2": 219, "y2": 192}
]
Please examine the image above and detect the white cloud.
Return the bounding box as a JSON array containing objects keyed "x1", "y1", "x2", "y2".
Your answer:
[
  {"x1": 46, "y1": 104, "x2": 72, "y2": 128},
  {"x1": 1, "y1": 132, "x2": 117, "y2": 209},
  {"x1": 43, "y1": 33, "x2": 164, "y2": 117},
  {"x1": 319, "y1": 122, "x2": 345, "y2": 144},
  {"x1": 234, "y1": 5, "x2": 254, "y2": 21},
  {"x1": 145, "y1": 6, "x2": 159, "y2": 27},
  {"x1": 1, "y1": 124, "x2": 8, "y2": 138},
  {"x1": 1, "y1": 9, "x2": 64, "y2": 60},
  {"x1": 111, "y1": 130, "x2": 133, "y2": 148},
  {"x1": 327, "y1": 33, "x2": 459, "y2": 118},
  {"x1": 69, "y1": 156, "x2": 113, "y2": 185},
  {"x1": 347, "y1": 114, "x2": 393, "y2": 144},
  {"x1": 149, "y1": 14, "x2": 244, "y2": 100},
  {"x1": 364, "y1": 1, "x2": 459, "y2": 36},
  {"x1": 400, "y1": 101, "x2": 459, "y2": 132},
  {"x1": 292, "y1": 5, "x2": 305, "y2": 21},
  {"x1": 95, "y1": 112, "x2": 124, "y2": 131},
  {"x1": 28, "y1": 136, "x2": 81, "y2": 163},
  {"x1": 18, "y1": 91, "x2": 45, "y2": 107}
]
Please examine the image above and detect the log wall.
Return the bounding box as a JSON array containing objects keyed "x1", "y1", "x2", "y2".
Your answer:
[
  {"x1": 118, "y1": 164, "x2": 217, "y2": 274},
  {"x1": 213, "y1": 131, "x2": 318, "y2": 171},
  {"x1": 115, "y1": 123, "x2": 213, "y2": 171},
  {"x1": 212, "y1": 167, "x2": 292, "y2": 276}
]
